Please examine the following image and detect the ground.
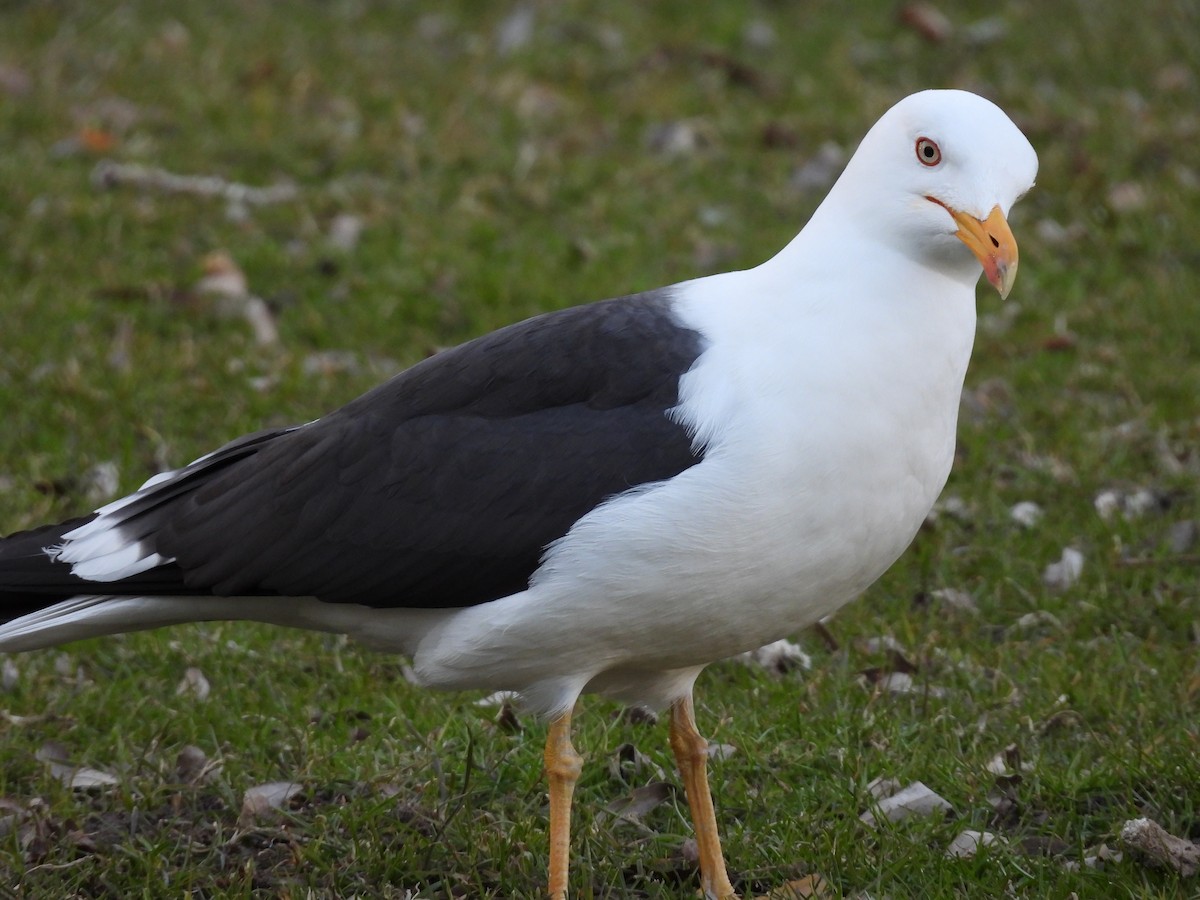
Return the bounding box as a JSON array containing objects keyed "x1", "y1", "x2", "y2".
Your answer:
[{"x1": 1, "y1": 2, "x2": 1199, "y2": 897}]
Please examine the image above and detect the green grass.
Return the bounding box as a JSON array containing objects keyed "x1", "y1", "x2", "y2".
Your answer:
[{"x1": 2, "y1": 1, "x2": 1199, "y2": 897}]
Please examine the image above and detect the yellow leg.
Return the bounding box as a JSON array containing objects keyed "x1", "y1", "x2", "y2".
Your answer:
[
  {"x1": 545, "y1": 708, "x2": 583, "y2": 900},
  {"x1": 670, "y1": 694, "x2": 739, "y2": 900}
]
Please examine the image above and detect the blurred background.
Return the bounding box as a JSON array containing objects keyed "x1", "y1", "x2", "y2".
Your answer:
[{"x1": 0, "y1": 2, "x2": 1198, "y2": 897}]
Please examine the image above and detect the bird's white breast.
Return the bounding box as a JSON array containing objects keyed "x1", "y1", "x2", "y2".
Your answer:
[{"x1": 406, "y1": 254, "x2": 977, "y2": 708}]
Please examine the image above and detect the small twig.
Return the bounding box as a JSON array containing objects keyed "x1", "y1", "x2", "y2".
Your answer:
[{"x1": 91, "y1": 160, "x2": 299, "y2": 206}]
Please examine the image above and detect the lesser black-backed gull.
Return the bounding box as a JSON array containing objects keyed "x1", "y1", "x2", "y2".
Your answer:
[{"x1": 0, "y1": 89, "x2": 1038, "y2": 898}]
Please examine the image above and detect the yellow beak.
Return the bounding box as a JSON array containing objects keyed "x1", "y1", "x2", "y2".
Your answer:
[{"x1": 928, "y1": 199, "x2": 1020, "y2": 299}]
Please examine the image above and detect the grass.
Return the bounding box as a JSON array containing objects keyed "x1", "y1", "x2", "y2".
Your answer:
[{"x1": 1, "y1": 1, "x2": 1199, "y2": 897}]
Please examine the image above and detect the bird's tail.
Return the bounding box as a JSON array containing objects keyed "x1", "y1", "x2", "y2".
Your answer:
[
  {"x1": 0, "y1": 517, "x2": 209, "y2": 652},
  {"x1": 0, "y1": 516, "x2": 385, "y2": 654}
]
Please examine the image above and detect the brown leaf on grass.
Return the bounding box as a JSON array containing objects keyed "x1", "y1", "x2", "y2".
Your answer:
[
  {"x1": 860, "y1": 781, "x2": 952, "y2": 826},
  {"x1": 867, "y1": 776, "x2": 902, "y2": 800},
  {"x1": 987, "y1": 773, "x2": 1023, "y2": 829},
  {"x1": 1120, "y1": 817, "x2": 1200, "y2": 876},
  {"x1": 239, "y1": 781, "x2": 302, "y2": 826},
  {"x1": 597, "y1": 782, "x2": 674, "y2": 828},
  {"x1": 36, "y1": 742, "x2": 119, "y2": 790},
  {"x1": 194, "y1": 251, "x2": 279, "y2": 347},
  {"x1": 78, "y1": 126, "x2": 117, "y2": 154},
  {"x1": 984, "y1": 743, "x2": 1023, "y2": 776},
  {"x1": 946, "y1": 829, "x2": 1005, "y2": 858},
  {"x1": 176, "y1": 745, "x2": 220, "y2": 784},
  {"x1": 706, "y1": 742, "x2": 737, "y2": 760}
]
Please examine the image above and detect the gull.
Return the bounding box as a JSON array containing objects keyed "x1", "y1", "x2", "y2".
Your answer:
[{"x1": 0, "y1": 89, "x2": 1037, "y2": 897}]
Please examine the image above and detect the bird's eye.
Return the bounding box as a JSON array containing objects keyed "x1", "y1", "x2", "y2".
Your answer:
[{"x1": 915, "y1": 137, "x2": 941, "y2": 167}]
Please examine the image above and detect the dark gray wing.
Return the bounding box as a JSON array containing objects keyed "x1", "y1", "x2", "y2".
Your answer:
[{"x1": 145, "y1": 288, "x2": 706, "y2": 608}]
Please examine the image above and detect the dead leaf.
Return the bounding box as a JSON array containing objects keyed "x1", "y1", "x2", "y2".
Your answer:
[
  {"x1": 78, "y1": 126, "x2": 116, "y2": 154},
  {"x1": 946, "y1": 829, "x2": 1005, "y2": 858},
  {"x1": 239, "y1": 781, "x2": 302, "y2": 826},
  {"x1": 176, "y1": 745, "x2": 218, "y2": 784},
  {"x1": 1107, "y1": 181, "x2": 1149, "y2": 213},
  {"x1": 984, "y1": 743, "x2": 1023, "y2": 776},
  {"x1": 706, "y1": 742, "x2": 737, "y2": 760},
  {"x1": 176, "y1": 666, "x2": 211, "y2": 701},
  {"x1": 1042, "y1": 548, "x2": 1083, "y2": 591},
  {"x1": 860, "y1": 781, "x2": 952, "y2": 826},
  {"x1": 930, "y1": 587, "x2": 977, "y2": 614},
  {"x1": 739, "y1": 638, "x2": 812, "y2": 674},
  {"x1": 608, "y1": 743, "x2": 664, "y2": 784},
  {"x1": 1010, "y1": 501, "x2": 1043, "y2": 528},
  {"x1": 36, "y1": 743, "x2": 119, "y2": 790},
  {"x1": 867, "y1": 776, "x2": 902, "y2": 800},
  {"x1": 1120, "y1": 817, "x2": 1200, "y2": 876},
  {"x1": 860, "y1": 635, "x2": 908, "y2": 656},
  {"x1": 597, "y1": 782, "x2": 673, "y2": 828}
]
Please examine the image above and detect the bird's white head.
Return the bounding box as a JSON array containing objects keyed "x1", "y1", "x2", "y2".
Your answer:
[{"x1": 826, "y1": 89, "x2": 1038, "y2": 299}]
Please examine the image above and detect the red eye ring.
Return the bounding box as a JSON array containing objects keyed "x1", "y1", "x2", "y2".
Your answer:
[{"x1": 916, "y1": 137, "x2": 941, "y2": 166}]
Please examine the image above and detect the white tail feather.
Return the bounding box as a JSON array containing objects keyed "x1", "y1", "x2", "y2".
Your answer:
[{"x1": 0, "y1": 594, "x2": 424, "y2": 654}]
